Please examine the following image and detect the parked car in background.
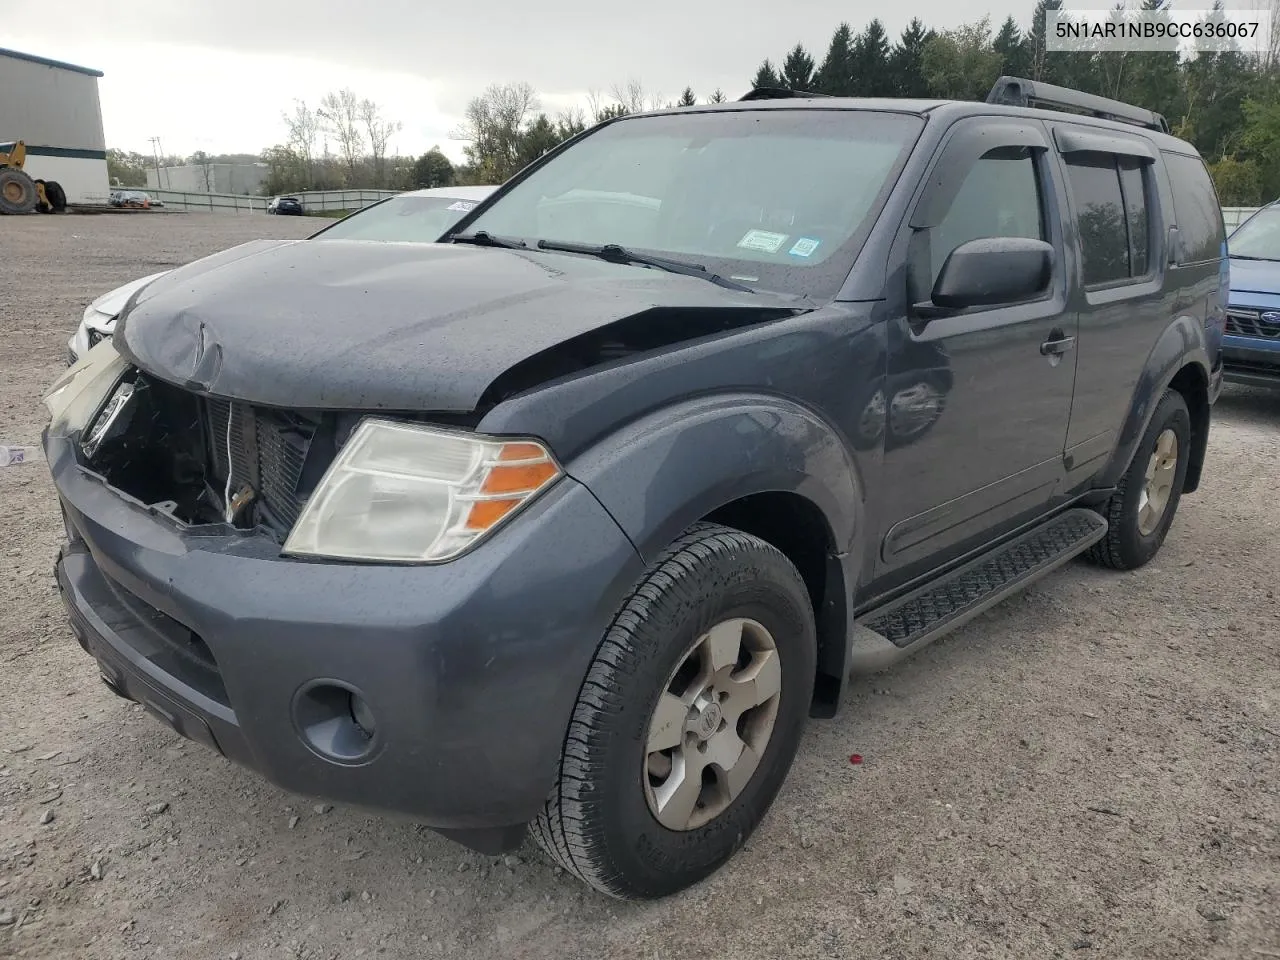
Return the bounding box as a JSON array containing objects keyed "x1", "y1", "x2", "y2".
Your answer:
[
  {"x1": 109, "y1": 190, "x2": 161, "y2": 208},
  {"x1": 44, "y1": 76, "x2": 1224, "y2": 900},
  {"x1": 66, "y1": 185, "x2": 497, "y2": 364},
  {"x1": 267, "y1": 196, "x2": 304, "y2": 215},
  {"x1": 1223, "y1": 199, "x2": 1280, "y2": 389}
]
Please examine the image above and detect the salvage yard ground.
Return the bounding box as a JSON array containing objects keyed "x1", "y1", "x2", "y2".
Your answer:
[{"x1": 0, "y1": 215, "x2": 1277, "y2": 960}]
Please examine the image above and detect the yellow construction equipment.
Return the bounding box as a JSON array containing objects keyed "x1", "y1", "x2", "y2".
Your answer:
[{"x1": 0, "y1": 140, "x2": 67, "y2": 214}]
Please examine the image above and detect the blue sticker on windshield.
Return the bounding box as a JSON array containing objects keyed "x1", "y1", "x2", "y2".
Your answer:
[{"x1": 789, "y1": 237, "x2": 820, "y2": 258}]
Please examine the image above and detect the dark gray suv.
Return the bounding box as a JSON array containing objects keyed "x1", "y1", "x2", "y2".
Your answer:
[{"x1": 43, "y1": 77, "x2": 1226, "y2": 900}]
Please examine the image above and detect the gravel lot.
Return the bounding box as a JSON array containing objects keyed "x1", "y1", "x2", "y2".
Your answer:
[{"x1": 1, "y1": 213, "x2": 1278, "y2": 960}]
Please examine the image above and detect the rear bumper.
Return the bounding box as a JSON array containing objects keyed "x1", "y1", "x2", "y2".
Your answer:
[{"x1": 46, "y1": 429, "x2": 644, "y2": 845}]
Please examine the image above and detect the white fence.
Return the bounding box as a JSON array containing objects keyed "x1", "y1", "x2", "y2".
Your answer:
[
  {"x1": 1222, "y1": 206, "x2": 1260, "y2": 231},
  {"x1": 147, "y1": 188, "x2": 398, "y2": 214}
]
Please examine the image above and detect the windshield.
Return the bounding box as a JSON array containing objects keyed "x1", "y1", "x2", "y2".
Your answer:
[
  {"x1": 1229, "y1": 207, "x2": 1280, "y2": 261},
  {"x1": 457, "y1": 108, "x2": 924, "y2": 298},
  {"x1": 316, "y1": 195, "x2": 486, "y2": 243}
]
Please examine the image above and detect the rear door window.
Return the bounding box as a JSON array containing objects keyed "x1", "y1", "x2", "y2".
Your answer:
[
  {"x1": 1162, "y1": 151, "x2": 1226, "y2": 264},
  {"x1": 1064, "y1": 152, "x2": 1155, "y2": 286}
]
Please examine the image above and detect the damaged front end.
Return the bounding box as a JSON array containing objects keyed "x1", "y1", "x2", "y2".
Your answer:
[{"x1": 45, "y1": 341, "x2": 349, "y2": 543}]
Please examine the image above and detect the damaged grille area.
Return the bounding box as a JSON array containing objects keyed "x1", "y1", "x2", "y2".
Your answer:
[
  {"x1": 203, "y1": 398, "x2": 317, "y2": 530},
  {"x1": 82, "y1": 372, "x2": 332, "y2": 539}
]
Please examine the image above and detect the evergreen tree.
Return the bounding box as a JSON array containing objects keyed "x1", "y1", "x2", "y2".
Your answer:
[
  {"x1": 854, "y1": 20, "x2": 895, "y2": 97},
  {"x1": 707, "y1": 88, "x2": 727, "y2": 103},
  {"x1": 677, "y1": 86, "x2": 697, "y2": 106},
  {"x1": 891, "y1": 18, "x2": 936, "y2": 97},
  {"x1": 993, "y1": 16, "x2": 1031, "y2": 78},
  {"x1": 752, "y1": 60, "x2": 781, "y2": 88},
  {"x1": 814, "y1": 23, "x2": 856, "y2": 95},
  {"x1": 782, "y1": 43, "x2": 816, "y2": 91}
]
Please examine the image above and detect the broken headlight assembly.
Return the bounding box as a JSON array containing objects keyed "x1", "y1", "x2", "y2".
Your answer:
[
  {"x1": 283, "y1": 419, "x2": 561, "y2": 563},
  {"x1": 43, "y1": 339, "x2": 130, "y2": 437}
]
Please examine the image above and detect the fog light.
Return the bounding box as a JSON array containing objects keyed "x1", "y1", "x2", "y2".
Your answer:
[{"x1": 293, "y1": 680, "x2": 380, "y2": 765}]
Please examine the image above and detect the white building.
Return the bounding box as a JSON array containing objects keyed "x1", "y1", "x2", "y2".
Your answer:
[
  {"x1": 147, "y1": 162, "x2": 269, "y2": 195},
  {"x1": 0, "y1": 47, "x2": 109, "y2": 205}
]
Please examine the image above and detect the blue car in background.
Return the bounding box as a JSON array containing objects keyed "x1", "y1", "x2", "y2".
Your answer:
[{"x1": 1225, "y1": 201, "x2": 1280, "y2": 389}]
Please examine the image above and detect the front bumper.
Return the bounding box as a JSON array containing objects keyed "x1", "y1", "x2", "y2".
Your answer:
[
  {"x1": 1222, "y1": 334, "x2": 1280, "y2": 389},
  {"x1": 46, "y1": 429, "x2": 644, "y2": 846}
]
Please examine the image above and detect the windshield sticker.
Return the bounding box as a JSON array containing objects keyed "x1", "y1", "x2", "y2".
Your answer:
[
  {"x1": 737, "y1": 230, "x2": 788, "y2": 254},
  {"x1": 789, "y1": 237, "x2": 821, "y2": 258},
  {"x1": 446, "y1": 201, "x2": 477, "y2": 212}
]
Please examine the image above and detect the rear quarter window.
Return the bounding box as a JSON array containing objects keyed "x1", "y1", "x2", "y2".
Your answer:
[{"x1": 1162, "y1": 151, "x2": 1225, "y2": 264}]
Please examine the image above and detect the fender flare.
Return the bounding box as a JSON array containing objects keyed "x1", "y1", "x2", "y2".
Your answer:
[
  {"x1": 1097, "y1": 315, "x2": 1211, "y2": 491},
  {"x1": 566, "y1": 392, "x2": 865, "y2": 711}
]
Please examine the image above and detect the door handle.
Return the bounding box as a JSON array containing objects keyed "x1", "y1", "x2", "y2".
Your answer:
[{"x1": 1040, "y1": 334, "x2": 1076, "y2": 357}]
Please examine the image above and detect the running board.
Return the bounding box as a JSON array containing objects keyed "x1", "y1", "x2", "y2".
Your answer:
[{"x1": 848, "y1": 508, "x2": 1108, "y2": 674}]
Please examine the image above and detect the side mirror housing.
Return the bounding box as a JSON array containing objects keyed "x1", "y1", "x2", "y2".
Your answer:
[{"x1": 930, "y1": 237, "x2": 1055, "y2": 311}]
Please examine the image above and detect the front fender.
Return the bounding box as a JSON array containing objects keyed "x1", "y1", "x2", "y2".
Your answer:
[
  {"x1": 565, "y1": 392, "x2": 862, "y2": 567},
  {"x1": 1097, "y1": 314, "x2": 1210, "y2": 490}
]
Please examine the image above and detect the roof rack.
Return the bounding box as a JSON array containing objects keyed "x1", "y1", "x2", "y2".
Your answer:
[
  {"x1": 738, "y1": 86, "x2": 833, "y2": 101},
  {"x1": 986, "y1": 76, "x2": 1170, "y2": 134}
]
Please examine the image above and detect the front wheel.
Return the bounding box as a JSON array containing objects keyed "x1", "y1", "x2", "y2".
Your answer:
[
  {"x1": 532, "y1": 522, "x2": 816, "y2": 900},
  {"x1": 1086, "y1": 388, "x2": 1191, "y2": 570}
]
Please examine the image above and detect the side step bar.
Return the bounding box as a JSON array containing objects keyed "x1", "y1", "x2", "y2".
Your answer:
[{"x1": 848, "y1": 508, "x2": 1108, "y2": 674}]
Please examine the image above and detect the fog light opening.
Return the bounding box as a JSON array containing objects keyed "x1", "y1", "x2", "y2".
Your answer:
[
  {"x1": 293, "y1": 681, "x2": 380, "y2": 765},
  {"x1": 349, "y1": 692, "x2": 376, "y2": 741}
]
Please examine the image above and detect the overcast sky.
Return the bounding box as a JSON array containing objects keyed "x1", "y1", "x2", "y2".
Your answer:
[{"x1": 8, "y1": 0, "x2": 1053, "y2": 162}]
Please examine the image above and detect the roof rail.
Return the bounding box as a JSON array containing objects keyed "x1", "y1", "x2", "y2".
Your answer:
[
  {"x1": 986, "y1": 76, "x2": 1170, "y2": 134},
  {"x1": 738, "y1": 86, "x2": 833, "y2": 101}
]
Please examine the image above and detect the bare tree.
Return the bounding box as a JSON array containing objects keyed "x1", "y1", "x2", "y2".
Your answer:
[
  {"x1": 358, "y1": 98, "x2": 403, "y2": 188},
  {"x1": 610, "y1": 78, "x2": 651, "y2": 113},
  {"x1": 283, "y1": 99, "x2": 321, "y2": 188},
  {"x1": 450, "y1": 82, "x2": 540, "y2": 183},
  {"x1": 318, "y1": 88, "x2": 365, "y2": 182}
]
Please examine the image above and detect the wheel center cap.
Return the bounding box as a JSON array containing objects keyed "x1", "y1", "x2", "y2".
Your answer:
[{"x1": 695, "y1": 701, "x2": 722, "y2": 740}]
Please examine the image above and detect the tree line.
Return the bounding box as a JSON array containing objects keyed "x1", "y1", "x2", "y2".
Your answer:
[{"x1": 109, "y1": 1, "x2": 1280, "y2": 204}]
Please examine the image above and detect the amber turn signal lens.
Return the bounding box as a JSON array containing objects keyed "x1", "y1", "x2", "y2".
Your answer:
[
  {"x1": 480, "y1": 460, "x2": 559, "y2": 495},
  {"x1": 465, "y1": 498, "x2": 522, "y2": 530}
]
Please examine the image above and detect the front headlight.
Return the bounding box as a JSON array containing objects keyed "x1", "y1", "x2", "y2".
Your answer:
[
  {"x1": 283, "y1": 419, "x2": 562, "y2": 563},
  {"x1": 43, "y1": 339, "x2": 130, "y2": 435}
]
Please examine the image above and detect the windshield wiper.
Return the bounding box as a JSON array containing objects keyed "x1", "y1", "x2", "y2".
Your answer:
[
  {"x1": 451, "y1": 230, "x2": 526, "y2": 249},
  {"x1": 535, "y1": 239, "x2": 755, "y2": 293},
  {"x1": 1229, "y1": 254, "x2": 1280, "y2": 262}
]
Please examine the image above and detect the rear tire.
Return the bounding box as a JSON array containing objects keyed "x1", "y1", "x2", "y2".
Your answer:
[
  {"x1": 44, "y1": 180, "x2": 67, "y2": 212},
  {"x1": 1086, "y1": 389, "x2": 1191, "y2": 570},
  {"x1": 532, "y1": 522, "x2": 816, "y2": 900},
  {"x1": 0, "y1": 168, "x2": 38, "y2": 214}
]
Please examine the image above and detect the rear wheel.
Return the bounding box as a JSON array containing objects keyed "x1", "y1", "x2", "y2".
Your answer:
[
  {"x1": 0, "y1": 168, "x2": 38, "y2": 214},
  {"x1": 1086, "y1": 389, "x2": 1191, "y2": 570},
  {"x1": 532, "y1": 522, "x2": 816, "y2": 900},
  {"x1": 44, "y1": 180, "x2": 67, "y2": 212}
]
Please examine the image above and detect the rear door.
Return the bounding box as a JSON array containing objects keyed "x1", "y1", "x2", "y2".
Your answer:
[
  {"x1": 1046, "y1": 123, "x2": 1170, "y2": 489},
  {"x1": 874, "y1": 117, "x2": 1078, "y2": 582}
]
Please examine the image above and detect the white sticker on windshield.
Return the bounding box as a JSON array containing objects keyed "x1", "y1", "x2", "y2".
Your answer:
[
  {"x1": 447, "y1": 201, "x2": 477, "y2": 212},
  {"x1": 789, "y1": 237, "x2": 821, "y2": 258},
  {"x1": 737, "y1": 229, "x2": 788, "y2": 254}
]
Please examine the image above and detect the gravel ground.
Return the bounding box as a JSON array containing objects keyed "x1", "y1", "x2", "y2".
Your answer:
[{"x1": 1, "y1": 213, "x2": 1277, "y2": 960}]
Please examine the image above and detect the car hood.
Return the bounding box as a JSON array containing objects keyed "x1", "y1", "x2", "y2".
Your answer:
[
  {"x1": 1228, "y1": 256, "x2": 1280, "y2": 298},
  {"x1": 113, "y1": 239, "x2": 804, "y2": 411},
  {"x1": 87, "y1": 270, "x2": 171, "y2": 333}
]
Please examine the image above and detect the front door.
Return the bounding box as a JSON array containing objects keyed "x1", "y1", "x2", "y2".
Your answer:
[{"x1": 872, "y1": 117, "x2": 1078, "y2": 584}]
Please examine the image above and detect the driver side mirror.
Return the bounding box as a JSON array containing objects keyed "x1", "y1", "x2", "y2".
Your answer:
[{"x1": 925, "y1": 237, "x2": 1055, "y2": 313}]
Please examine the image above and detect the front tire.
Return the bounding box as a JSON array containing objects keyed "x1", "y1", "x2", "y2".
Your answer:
[
  {"x1": 1086, "y1": 389, "x2": 1191, "y2": 570},
  {"x1": 532, "y1": 522, "x2": 816, "y2": 900}
]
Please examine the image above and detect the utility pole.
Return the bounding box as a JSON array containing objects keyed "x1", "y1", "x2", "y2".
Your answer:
[{"x1": 148, "y1": 137, "x2": 168, "y2": 191}]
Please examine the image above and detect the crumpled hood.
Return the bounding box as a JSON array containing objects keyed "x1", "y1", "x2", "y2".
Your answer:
[{"x1": 114, "y1": 239, "x2": 801, "y2": 411}]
